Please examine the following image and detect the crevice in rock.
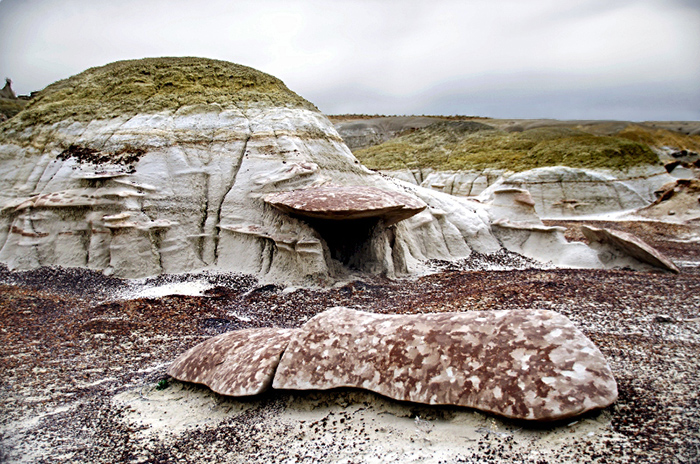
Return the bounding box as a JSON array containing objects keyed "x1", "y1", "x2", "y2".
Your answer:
[
  {"x1": 198, "y1": 173, "x2": 210, "y2": 263},
  {"x1": 150, "y1": 228, "x2": 165, "y2": 273},
  {"x1": 260, "y1": 240, "x2": 275, "y2": 275},
  {"x1": 98, "y1": 116, "x2": 133, "y2": 152},
  {"x1": 213, "y1": 110, "x2": 251, "y2": 264}
]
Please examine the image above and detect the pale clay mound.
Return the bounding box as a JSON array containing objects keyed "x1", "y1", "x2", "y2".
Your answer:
[{"x1": 0, "y1": 58, "x2": 673, "y2": 282}]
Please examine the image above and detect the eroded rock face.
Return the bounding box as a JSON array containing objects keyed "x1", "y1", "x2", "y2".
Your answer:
[
  {"x1": 274, "y1": 307, "x2": 617, "y2": 421},
  {"x1": 167, "y1": 328, "x2": 298, "y2": 396},
  {"x1": 387, "y1": 166, "x2": 674, "y2": 218},
  {"x1": 0, "y1": 58, "x2": 506, "y2": 281},
  {"x1": 581, "y1": 225, "x2": 680, "y2": 273}
]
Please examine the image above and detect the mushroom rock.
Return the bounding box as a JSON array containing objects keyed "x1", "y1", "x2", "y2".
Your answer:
[
  {"x1": 580, "y1": 225, "x2": 680, "y2": 273},
  {"x1": 273, "y1": 307, "x2": 617, "y2": 421},
  {"x1": 0, "y1": 57, "x2": 508, "y2": 281},
  {"x1": 264, "y1": 185, "x2": 427, "y2": 225},
  {"x1": 167, "y1": 327, "x2": 299, "y2": 396}
]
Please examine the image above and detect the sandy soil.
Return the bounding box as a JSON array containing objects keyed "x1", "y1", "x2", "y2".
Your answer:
[{"x1": 1, "y1": 220, "x2": 699, "y2": 463}]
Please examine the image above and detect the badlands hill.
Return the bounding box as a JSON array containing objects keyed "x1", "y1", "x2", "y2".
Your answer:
[
  {"x1": 335, "y1": 116, "x2": 700, "y2": 218},
  {"x1": 3, "y1": 57, "x2": 616, "y2": 282}
]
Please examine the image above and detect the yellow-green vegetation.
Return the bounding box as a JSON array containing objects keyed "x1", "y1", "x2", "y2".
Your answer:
[
  {"x1": 356, "y1": 122, "x2": 659, "y2": 172},
  {"x1": 0, "y1": 98, "x2": 27, "y2": 119},
  {"x1": 616, "y1": 125, "x2": 700, "y2": 153},
  {"x1": 1, "y1": 57, "x2": 316, "y2": 132}
]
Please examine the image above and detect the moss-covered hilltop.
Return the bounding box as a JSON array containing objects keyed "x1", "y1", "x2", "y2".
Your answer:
[
  {"x1": 2, "y1": 57, "x2": 317, "y2": 131},
  {"x1": 355, "y1": 121, "x2": 663, "y2": 172}
]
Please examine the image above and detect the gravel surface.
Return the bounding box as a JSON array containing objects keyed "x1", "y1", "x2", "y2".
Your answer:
[{"x1": 1, "y1": 220, "x2": 699, "y2": 463}]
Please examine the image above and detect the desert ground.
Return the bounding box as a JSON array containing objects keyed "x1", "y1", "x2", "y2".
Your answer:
[
  {"x1": 1, "y1": 218, "x2": 699, "y2": 463},
  {"x1": 1, "y1": 59, "x2": 699, "y2": 462}
]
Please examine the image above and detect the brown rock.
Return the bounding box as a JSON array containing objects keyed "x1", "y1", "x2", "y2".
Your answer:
[
  {"x1": 273, "y1": 307, "x2": 618, "y2": 421},
  {"x1": 580, "y1": 225, "x2": 680, "y2": 273},
  {"x1": 167, "y1": 328, "x2": 298, "y2": 396},
  {"x1": 264, "y1": 185, "x2": 427, "y2": 225}
]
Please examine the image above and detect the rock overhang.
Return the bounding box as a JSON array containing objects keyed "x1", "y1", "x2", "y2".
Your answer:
[{"x1": 264, "y1": 185, "x2": 427, "y2": 226}]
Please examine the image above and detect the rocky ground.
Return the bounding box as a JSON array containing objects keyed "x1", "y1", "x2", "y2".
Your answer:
[{"x1": 1, "y1": 220, "x2": 699, "y2": 463}]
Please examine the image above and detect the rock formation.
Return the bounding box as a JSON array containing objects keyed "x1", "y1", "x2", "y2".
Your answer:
[
  {"x1": 581, "y1": 225, "x2": 680, "y2": 273},
  {"x1": 0, "y1": 78, "x2": 16, "y2": 99},
  {"x1": 0, "y1": 58, "x2": 673, "y2": 280},
  {"x1": 167, "y1": 328, "x2": 298, "y2": 396},
  {"x1": 0, "y1": 58, "x2": 508, "y2": 282},
  {"x1": 168, "y1": 307, "x2": 618, "y2": 422}
]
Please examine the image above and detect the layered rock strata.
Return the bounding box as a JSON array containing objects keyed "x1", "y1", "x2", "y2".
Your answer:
[
  {"x1": 168, "y1": 307, "x2": 618, "y2": 422},
  {"x1": 0, "y1": 58, "x2": 507, "y2": 281},
  {"x1": 387, "y1": 166, "x2": 674, "y2": 218}
]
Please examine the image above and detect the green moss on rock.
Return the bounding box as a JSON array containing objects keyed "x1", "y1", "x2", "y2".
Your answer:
[
  {"x1": 356, "y1": 123, "x2": 659, "y2": 172},
  {"x1": 2, "y1": 57, "x2": 317, "y2": 131}
]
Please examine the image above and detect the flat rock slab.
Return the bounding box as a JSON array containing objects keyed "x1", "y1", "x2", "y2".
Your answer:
[
  {"x1": 581, "y1": 225, "x2": 680, "y2": 273},
  {"x1": 264, "y1": 186, "x2": 426, "y2": 225},
  {"x1": 167, "y1": 328, "x2": 298, "y2": 396},
  {"x1": 273, "y1": 308, "x2": 617, "y2": 421}
]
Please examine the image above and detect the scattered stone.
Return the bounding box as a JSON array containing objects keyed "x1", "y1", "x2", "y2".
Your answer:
[{"x1": 274, "y1": 307, "x2": 618, "y2": 421}]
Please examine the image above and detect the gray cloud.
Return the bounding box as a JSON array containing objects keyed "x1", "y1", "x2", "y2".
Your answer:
[{"x1": 0, "y1": 0, "x2": 698, "y2": 119}]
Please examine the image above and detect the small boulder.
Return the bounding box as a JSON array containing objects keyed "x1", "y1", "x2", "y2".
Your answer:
[
  {"x1": 580, "y1": 225, "x2": 680, "y2": 273},
  {"x1": 273, "y1": 307, "x2": 618, "y2": 421},
  {"x1": 167, "y1": 327, "x2": 298, "y2": 396}
]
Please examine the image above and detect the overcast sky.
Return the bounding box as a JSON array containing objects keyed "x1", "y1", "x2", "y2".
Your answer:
[{"x1": 0, "y1": 0, "x2": 698, "y2": 120}]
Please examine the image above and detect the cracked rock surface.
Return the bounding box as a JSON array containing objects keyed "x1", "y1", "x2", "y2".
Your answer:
[{"x1": 273, "y1": 307, "x2": 617, "y2": 421}]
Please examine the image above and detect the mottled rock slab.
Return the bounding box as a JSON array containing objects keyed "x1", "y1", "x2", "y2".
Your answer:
[
  {"x1": 581, "y1": 225, "x2": 680, "y2": 273},
  {"x1": 273, "y1": 307, "x2": 617, "y2": 421},
  {"x1": 264, "y1": 186, "x2": 426, "y2": 225},
  {"x1": 167, "y1": 328, "x2": 298, "y2": 396}
]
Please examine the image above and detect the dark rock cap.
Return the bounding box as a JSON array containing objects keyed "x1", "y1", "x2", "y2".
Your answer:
[{"x1": 264, "y1": 185, "x2": 427, "y2": 225}]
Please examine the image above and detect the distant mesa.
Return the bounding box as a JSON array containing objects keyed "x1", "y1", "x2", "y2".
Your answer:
[
  {"x1": 168, "y1": 307, "x2": 618, "y2": 422},
  {"x1": 0, "y1": 77, "x2": 28, "y2": 121}
]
